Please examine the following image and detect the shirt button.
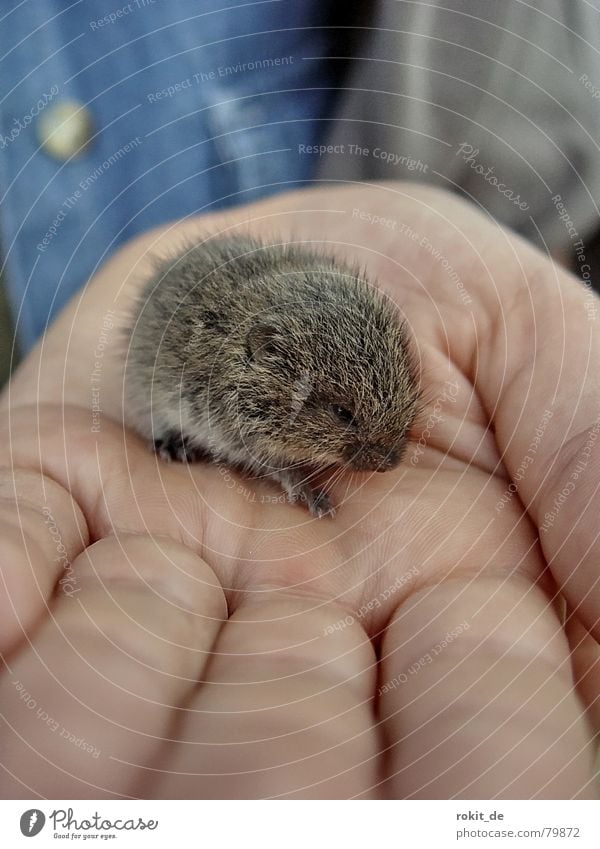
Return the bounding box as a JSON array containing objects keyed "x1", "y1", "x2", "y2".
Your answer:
[{"x1": 37, "y1": 100, "x2": 94, "y2": 159}]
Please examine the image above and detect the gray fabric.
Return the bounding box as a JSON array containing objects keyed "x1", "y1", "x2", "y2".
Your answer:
[
  {"x1": 316, "y1": 0, "x2": 600, "y2": 253},
  {"x1": 0, "y1": 277, "x2": 18, "y2": 387}
]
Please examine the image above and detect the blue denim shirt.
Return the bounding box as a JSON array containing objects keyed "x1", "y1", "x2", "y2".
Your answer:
[{"x1": 0, "y1": 0, "x2": 339, "y2": 349}]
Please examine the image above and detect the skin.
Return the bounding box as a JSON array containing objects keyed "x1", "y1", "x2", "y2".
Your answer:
[{"x1": 0, "y1": 182, "x2": 599, "y2": 799}]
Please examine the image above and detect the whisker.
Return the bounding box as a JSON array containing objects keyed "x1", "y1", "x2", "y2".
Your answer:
[
  {"x1": 249, "y1": 453, "x2": 312, "y2": 481},
  {"x1": 340, "y1": 469, "x2": 356, "y2": 504},
  {"x1": 324, "y1": 459, "x2": 354, "y2": 492},
  {"x1": 292, "y1": 467, "x2": 326, "y2": 489}
]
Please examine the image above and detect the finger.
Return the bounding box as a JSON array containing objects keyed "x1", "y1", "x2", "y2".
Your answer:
[
  {"x1": 0, "y1": 405, "x2": 215, "y2": 548},
  {"x1": 291, "y1": 183, "x2": 600, "y2": 642},
  {"x1": 438, "y1": 203, "x2": 600, "y2": 640},
  {"x1": 565, "y1": 609, "x2": 600, "y2": 737},
  {"x1": 154, "y1": 597, "x2": 380, "y2": 799},
  {"x1": 0, "y1": 468, "x2": 88, "y2": 655},
  {"x1": 0, "y1": 534, "x2": 226, "y2": 798},
  {"x1": 379, "y1": 576, "x2": 598, "y2": 799}
]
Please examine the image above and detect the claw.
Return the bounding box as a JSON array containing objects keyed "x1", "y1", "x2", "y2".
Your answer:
[
  {"x1": 285, "y1": 484, "x2": 335, "y2": 518},
  {"x1": 153, "y1": 433, "x2": 212, "y2": 464},
  {"x1": 307, "y1": 488, "x2": 336, "y2": 519}
]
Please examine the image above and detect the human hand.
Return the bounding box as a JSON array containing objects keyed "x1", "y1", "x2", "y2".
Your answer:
[{"x1": 0, "y1": 182, "x2": 598, "y2": 798}]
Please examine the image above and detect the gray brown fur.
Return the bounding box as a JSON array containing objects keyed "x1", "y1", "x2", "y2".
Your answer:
[{"x1": 124, "y1": 235, "x2": 419, "y2": 517}]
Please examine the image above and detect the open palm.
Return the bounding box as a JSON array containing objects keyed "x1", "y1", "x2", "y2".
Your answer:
[{"x1": 1, "y1": 183, "x2": 598, "y2": 798}]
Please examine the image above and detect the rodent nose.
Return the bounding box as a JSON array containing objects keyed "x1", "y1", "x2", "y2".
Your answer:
[
  {"x1": 350, "y1": 447, "x2": 401, "y2": 472},
  {"x1": 376, "y1": 449, "x2": 400, "y2": 472}
]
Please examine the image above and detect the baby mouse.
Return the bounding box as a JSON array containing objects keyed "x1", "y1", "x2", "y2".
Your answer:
[{"x1": 125, "y1": 235, "x2": 419, "y2": 517}]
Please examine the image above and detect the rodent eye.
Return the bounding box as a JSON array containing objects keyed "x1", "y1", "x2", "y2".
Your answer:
[
  {"x1": 261, "y1": 341, "x2": 278, "y2": 357},
  {"x1": 330, "y1": 405, "x2": 356, "y2": 427}
]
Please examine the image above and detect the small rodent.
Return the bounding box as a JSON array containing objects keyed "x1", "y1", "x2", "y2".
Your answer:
[{"x1": 124, "y1": 235, "x2": 419, "y2": 517}]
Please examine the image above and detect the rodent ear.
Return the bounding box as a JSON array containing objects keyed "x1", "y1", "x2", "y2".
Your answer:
[{"x1": 246, "y1": 320, "x2": 284, "y2": 363}]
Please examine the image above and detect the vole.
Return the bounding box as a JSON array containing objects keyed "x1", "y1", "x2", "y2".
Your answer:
[{"x1": 124, "y1": 235, "x2": 419, "y2": 517}]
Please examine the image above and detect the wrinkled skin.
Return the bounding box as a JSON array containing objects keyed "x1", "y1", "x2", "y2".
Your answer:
[{"x1": 0, "y1": 183, "x2": 599, "y2": 799}]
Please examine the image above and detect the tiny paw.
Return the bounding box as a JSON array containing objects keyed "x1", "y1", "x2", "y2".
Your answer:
[
  {"x1": 291, "y1": 485, "x2": 335, "y2": 519},
  {"x1": 276, "y1": 469, "x2": 336, "y2": 517},
  {"x1": 153, "y1": 432, "x2": 211, "y2": 464},
  {"x1": 309, "y1": 489, "x2": 335, "y2": 519}
]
